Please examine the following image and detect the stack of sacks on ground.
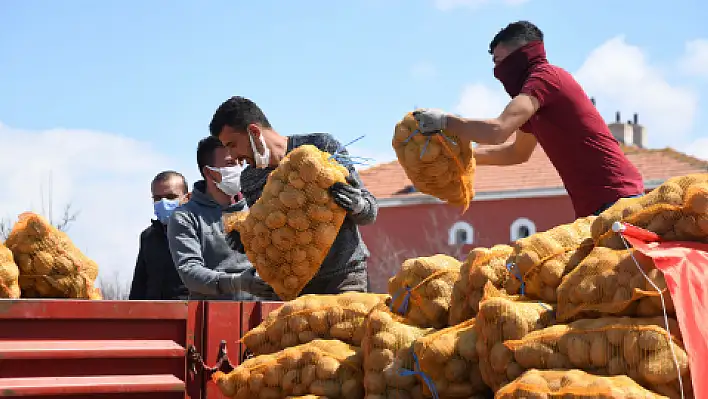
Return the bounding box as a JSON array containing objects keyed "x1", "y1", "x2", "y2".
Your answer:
[
  {"x1": 241, "y1": 293, "x2": 390, "y2": 355},
  {"x1": 392, "y1": 112, "x2": 476, "y2": 210},
  {"x1": 0, "y1": 242, "x2": 21, "y2": 298},
  {"x1": 388, "y1": 254, "x2": 461, "y2": 328},
  {"x1": 212, "y1": 339, "x2": 364, "y2": 399},
  {"x1": 4, "y1": 212, "x2": 101, "y2": 299},
  {"x1": 223, "y1": 144, "x2": 350, "y2": 300}
]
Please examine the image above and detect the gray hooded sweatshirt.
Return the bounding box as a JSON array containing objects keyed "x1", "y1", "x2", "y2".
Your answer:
[{"x1": 167, "y1": 180, "x2": 258, "y2": 301}]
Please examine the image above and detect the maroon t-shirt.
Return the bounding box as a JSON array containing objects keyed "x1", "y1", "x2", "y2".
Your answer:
[{"x1": 519, "y1": 64, "x2": 644, "y2": 217}]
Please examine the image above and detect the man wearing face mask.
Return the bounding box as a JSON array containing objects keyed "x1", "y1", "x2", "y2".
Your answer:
[
  {"x1": 412, "y1": 21, "x2": 644, "y2": 218},
  {"x1": 209, "y1": 96, "x2": 378, "y2": 295},
  {"x1": 129, "y1": 171, "x2": 190, "y2": 300},
  {"x1": 166, "y1": 136, "x2": 277, "y2": 300}
]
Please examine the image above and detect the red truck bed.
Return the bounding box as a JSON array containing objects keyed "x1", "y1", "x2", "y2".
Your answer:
[{"x1": 0, "y1": 299, "x2": 283, "y2": 399}]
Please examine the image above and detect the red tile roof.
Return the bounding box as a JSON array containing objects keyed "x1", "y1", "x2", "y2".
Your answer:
[{"x1": 359, "y1": 145, "x2": 708, "y2": 199}]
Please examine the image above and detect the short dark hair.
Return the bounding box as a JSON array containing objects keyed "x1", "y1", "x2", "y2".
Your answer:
[
  {"x1": 209, "y1": 96, "x2": 272, "y2": 137},
  {"x1": 196, "y1": 136, "x2": 225, "y2": 178},
  {"x1": 489, "y1": 21, "x2": 544, "y2": 54},
  {"x1": 152, "y1": 171, "x2": 188, "y2": 193}
]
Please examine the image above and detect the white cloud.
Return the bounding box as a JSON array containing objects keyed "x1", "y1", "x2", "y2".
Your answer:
[
  {"x1": 433, "y1": 0, "x2": 529, "y2": 11},
  {"x1": 679, "y1": 39, "x2": 708, "y2": 78},
  {"x1": 680, "y1": 137, "x2": 708, "y2": 161},
  {"x1": 575, "y1": 36, "x2": 699, "y2": 144},
  {"x1": 410, "y1": 61, "x2": 437, "y2": 80},
  {"x1": 0, "y1": 123, "x2": 193, "y2": 288},
  {"x1": 453, "y1": 83, "x2": 509, "y2": 118}
]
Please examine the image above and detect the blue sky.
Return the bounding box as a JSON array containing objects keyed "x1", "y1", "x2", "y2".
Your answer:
[{"x1": 1, "y1": 0, "x2": 707, "y2": 285}]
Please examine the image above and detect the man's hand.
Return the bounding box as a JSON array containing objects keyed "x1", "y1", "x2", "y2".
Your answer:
[
  {"x1": 227, "y1": 268, "x2": 279, "y2": 300},
  {"x1": 329, "y1": 176, "x2": 366, "y2": 215},
  {"x1": 412, "y1": 108, "x2": 449, "y2": 136}
]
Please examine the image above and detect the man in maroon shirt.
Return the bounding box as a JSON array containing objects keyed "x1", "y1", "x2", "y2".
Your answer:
[{"x1": 413, "y1": 21, "x2": 644, "y2": 217}]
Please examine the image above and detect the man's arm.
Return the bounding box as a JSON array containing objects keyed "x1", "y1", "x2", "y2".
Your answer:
[
  {"x1": 167, "y1": 211, "x2": 230, "y2": 297},
  {"x1": 445, "y1": 94, "x2": 540, "y2": 145},
  {"x1": 321, "y1": 135, "x2": 378, "y2": 225},
  {"x1": 128, "y1": 242, "x2": 148, "y2": 300},
  {"x1": 475, "y1": 130, "x2": 538, "y2": 166}
]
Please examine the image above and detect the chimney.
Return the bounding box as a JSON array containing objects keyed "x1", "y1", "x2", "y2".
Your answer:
[
  {"x1": 632, "y1": 113, "x2": 646, "y2": 148},
  {"x1": 608, "y1": 110, "x2": 634, "y2": 146}
]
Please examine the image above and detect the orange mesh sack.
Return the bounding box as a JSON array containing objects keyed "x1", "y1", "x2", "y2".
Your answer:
[
  {"x1": 212, "y1": 339, "x2": 364, "y2": 399},
  {"x1": 412, "y1": 318, "x2": 489, "y2": 398},
  {"x1": 242, "y1": 293, "x2": 390, "y2": 355},
  {"x1": 286, "y1": 397, "x2": 329, "y2": 399},
  {"x1": 388, "y1": 254, "x2": 461, "y2": 329},
  {"x1": 475, "y1": 283, "x2": 556, "y2": 391},
  {"x1": 5, "y1": 212, "x2": 101, "y2": 299},
  {"x1": 518, "y1": 241, "x2": 594, "y2": 303},
  {"x1": 495, "y1": 369, "x2": 669, "y2": 399},
  {"x1": 0, "y1": 242, "x2": 20, "y2": 298},
  {"x1": 556, "y1": 247, "x2": 675, "y2": 322},
  {"x1": 503, "y1": 317, "x2": 692, "y2": 399},
  {"x1": 223, "y1": 145, "x2": 350, "y2": 300},
  {"x1": 592, "y1": 174, "x2": 708, "y2": 248},
  {"x1": 392, "y1": 112, "x2": 476, "y2": 210},
  {"x1": 361, "y1": 305, "x2": 434, "y2": 399},
  {"x1": 449, "y1": 245, "x2": 518, "y2": 325}
]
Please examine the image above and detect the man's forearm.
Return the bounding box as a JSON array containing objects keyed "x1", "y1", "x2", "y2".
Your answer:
[
  {"x1": 446, "y1": 115, "x2": 512, "y2": 145},
  {"x1": 474, "y1": 143, "x2": 523, "y2": 166}
]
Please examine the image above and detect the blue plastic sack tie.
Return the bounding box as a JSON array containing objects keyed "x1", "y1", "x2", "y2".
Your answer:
[
  {"x1": 505, "y1": 261, "x2": 526, "y2": 297},
  {"x1": 398, "y1": 350, "x2": 439, "y2": 399},
  {"x1": 389, "y1": 287, "x2": 412, "y2": 315}
]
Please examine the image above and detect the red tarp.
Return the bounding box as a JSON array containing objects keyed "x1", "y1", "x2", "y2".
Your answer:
[{"x1": 622, "y1": 228, "x2": 708, "y2": 399}]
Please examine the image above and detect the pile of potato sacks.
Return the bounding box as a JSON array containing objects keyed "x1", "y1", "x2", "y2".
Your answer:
[
  {"x1": 214, "y1": 174, "x2": 707, "y2": 399},
  {"x1": 0, "y1": 212, "x2": 101, "y2": 299}
]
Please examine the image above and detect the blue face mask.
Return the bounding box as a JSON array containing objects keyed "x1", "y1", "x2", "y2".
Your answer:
[{"x1": 154, "y1": 198, "x2": 181, "y2": 224}]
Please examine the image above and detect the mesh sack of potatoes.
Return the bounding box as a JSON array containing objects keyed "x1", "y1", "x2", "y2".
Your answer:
[
  {"x1": 556, "y1": 247, "x2": 674, "y2": 322},
  {"x1": 286, "y1": 396, "x2": 329, "y2": 399},
  {"x1": 361, "y1": 305, "x2": 435, "y2": 399},
  {"x1": 242, "y1": 292, "x2": 391, "y2": 355},
  {"x1": 392, "y1": 112, "x2": 476, "y2": 209},
  {"x1": 503, "y1": 317, "x2": 691, "y2": 399},
  {"x1": 212, "y1": 339, "x2": 364, "y2": 399},
  {"x1": 449, "y1": 245, "x2": 518, "y2": 325},
  {"x1": 592, "y1": 173, "x2": 708, "y2": 248},
  {"x1": 5, "y1": 212, "x2": 101, "y2": 299},
  {"x1": 475, "y1": 283, "x2": 556, "y2": 391},
  {"x1": 511, "y1": 216, "x2": 595, "y2": 279},
  {"x1": 0, "y1": 242, "x2": 21, "y2": 298},
  {"x1": 495, "y1": 369, "x2": 669, "y2": 399},
  {"x1": 412, "y1": 318, "x2": 490, "y2": 398},
  {"x1": 388, "y1": 254, "x2": 461, "y2": 329},
  {"x1": 518, "y1": 241, "x2": 595, "y2": 304},
  {"x1": 223, "y1": 144, "x2": 350, "y2": 300}
]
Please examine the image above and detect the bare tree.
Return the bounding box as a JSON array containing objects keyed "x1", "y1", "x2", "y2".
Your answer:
[
  {"x1": 97, "y1": 270, "x2": 130, "y2": 300},
  {"x1": 0, "y1": 173, "x2": 79, "y2": 240},
  {"x1": 366, "y1": 208, "x2": 470, "y2": 293}
]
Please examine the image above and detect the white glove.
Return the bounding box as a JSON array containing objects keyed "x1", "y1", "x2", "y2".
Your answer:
[{"x1": 412, "y1": 108, "x2": 449, "y2": 135}]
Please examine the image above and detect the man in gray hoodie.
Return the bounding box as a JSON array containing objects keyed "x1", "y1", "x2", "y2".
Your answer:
[{"x1": 167, "y1": 136, "x2": 276, "y2": 300}]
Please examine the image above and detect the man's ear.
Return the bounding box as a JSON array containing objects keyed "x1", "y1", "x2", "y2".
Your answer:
[{"x1": 247, "y1": 124, "x2": 261, "y2": 139}]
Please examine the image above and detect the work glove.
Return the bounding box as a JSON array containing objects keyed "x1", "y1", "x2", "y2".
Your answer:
[
  {"x1": 412, "y1": 108, "x2": 449, "y2": 136},
  {"x1": 224, "y1": 268, "x2": 279, "y2": 300},
  {"x1": 329, "y1": 176, "x2": 367, "y2": 215},
  {"x1": 225, "y1": 229, "x2": 246, "y2": 253}
]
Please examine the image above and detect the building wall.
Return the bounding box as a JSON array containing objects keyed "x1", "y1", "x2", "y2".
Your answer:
[{"x1": 360, "y1": 195, "x2": 576, "y2": 293}]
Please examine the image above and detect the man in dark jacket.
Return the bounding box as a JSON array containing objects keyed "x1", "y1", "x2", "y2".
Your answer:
[
  {"x1": 167, "y1": 136, "x2": 277, "y2": 300},
  {"x1": 209, "y1": 96, "x2": 378, "y2": 295},
  {"x1": 129, "y1": 171, "x2": 190, "y2": 300}
]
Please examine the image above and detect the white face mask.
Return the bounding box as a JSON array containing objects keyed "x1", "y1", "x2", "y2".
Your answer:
[
  {"x1": 208, "y1": 165, "x2": 243, "y2": 196},
  {"x1": 248, "y1": 133, "x2": 271, "y2": 169}
]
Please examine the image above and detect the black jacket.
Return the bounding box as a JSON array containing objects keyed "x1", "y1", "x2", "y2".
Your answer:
[{"x1": 129, "y1": 220, "x2": 189, "y2": 300}]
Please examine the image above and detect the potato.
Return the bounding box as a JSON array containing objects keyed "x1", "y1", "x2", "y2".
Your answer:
[
  {"x1": 242, "y1": 293, "x2": 389, "y2": 355},
  {"x1": 496, "y1": 369, "x2": 669, "y2": 399},
  {"x1": 0, "y1": 243, "x2": 20, "y2": 299},
  {"x1": 225, "y1": 145, "x2": 350, "y2": 300},
  {"x1": 212, "y1": 339, "x2": 363, "y2": 399},
  {"x1": 393, "y1": 112, "x2": 476, "y2": 208},
  {"x1": 388, "y1": 254, "x2": 461, "y2": 329},
  {"x1": 557, "y1": 246, "x2": 675, "y2": 322},
  {"x1": 503, "y1": 317, "x2": 689, "y2": 397},
  {"x1": 449, "y1": 245, "x2": 517, "y2": 324},
  {"x1": 361, "y1": 305, "x2": 433, "y2": 398}
]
